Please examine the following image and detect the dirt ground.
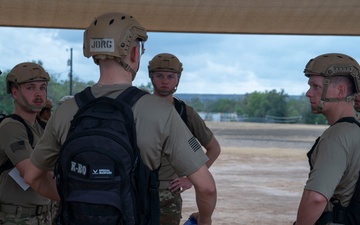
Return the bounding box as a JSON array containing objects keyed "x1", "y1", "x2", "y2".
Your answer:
[{"x1": 180, "y1": 121, "x2": 329, "y2": 225}]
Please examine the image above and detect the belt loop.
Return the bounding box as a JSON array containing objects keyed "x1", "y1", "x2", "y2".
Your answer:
[
  {"x1": 36, "y1": 205, "x2": 43, "y2": 215},
  {"x1": 15, "y1": 206, "x2": 22, "y2": 219}
]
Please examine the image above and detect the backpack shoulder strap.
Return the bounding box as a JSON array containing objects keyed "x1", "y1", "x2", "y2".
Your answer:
[
  {"x1": 36, "y1": 117, "x2": 47, "y2": 129},
  {"x1": 173, "y1": 97, "x2": 188, "y2": 125},
  {"x1": 7, "y1": 114, "x2": 34, "y2": 146},
  {"x1": 74, "y1": 86, "x2": 95, "y2": 108},
  {"x1": 334, "y1": 117, "x2": 360, "y2": 128},
  {"x1": 117, "y1": 86, "x2": 148, "y2": 107},
  {"x1": 115, "y1": 86, "x2": 148, "y2": 155}
]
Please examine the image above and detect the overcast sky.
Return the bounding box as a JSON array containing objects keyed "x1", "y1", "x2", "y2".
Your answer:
[{"x1": 1, "y1": 26, "x2": 360, "y2": 95}]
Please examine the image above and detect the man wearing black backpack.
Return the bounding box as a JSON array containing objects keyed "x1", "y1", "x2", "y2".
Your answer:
[
  {"x1": 0, "y1": 62, "x2": 52, "y2": 224},
  {"x1": 25, "y1": 12, "x2": 217, "y2": 225},
  {"x1": 148, "y1": 53, "x2": 221, "y2": 225},
  {"x1": 294, "y1": 53, "x2": 360, "y2": 225}
]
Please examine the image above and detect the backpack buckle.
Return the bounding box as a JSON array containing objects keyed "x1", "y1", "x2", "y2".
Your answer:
[
  {"x1": 332, "y1": 203, "x2": 346, "y2": 224},
  {"x1": 36, "y1": 205, "x2": 43, "y2": 215}
]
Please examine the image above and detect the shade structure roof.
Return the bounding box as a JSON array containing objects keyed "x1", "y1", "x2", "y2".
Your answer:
[{"x1": 1, "y1": 0, "x2": 360, "y2": 35}]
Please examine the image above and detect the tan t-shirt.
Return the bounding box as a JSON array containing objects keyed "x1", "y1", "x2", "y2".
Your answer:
[
  {"x1": 0, "y1": 117, "x2": 50, "y2": 207},
  {"x1": 31, "y1": 84, "x2": 208, "y2": 178},
  {"x1": 305, "y1": 120, "x2": 360, "y2": 211},
  {"x1": 159, "y1": 103, "x2": 214, "y2": 182},
  {"x1": 185, "y1": 104, "x2": 213, "y2": 146}
]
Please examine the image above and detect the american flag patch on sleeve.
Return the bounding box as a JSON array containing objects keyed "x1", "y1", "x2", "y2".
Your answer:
[
  {"x1": 188, "y1": 137, "x2": 201, "y2": 152},
  {"x1": 10, "y1": 141, "x2": 26, "y2": 152}
]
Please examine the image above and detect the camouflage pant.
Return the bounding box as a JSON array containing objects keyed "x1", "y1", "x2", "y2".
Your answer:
[
  {"x1": 0, "y1": 211, "x2": 52, "y2": 225},
  {"x1": 50, "y1": 201, "x2": 59, "y2": 225},
  {"x1": 159, "y1": 188, "x2": 182, "y2": 225}
]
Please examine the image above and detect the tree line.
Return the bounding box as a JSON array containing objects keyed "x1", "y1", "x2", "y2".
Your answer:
[
  {"x1": 138, "y1": 83, "x2": 328, "y2": 124},
  {"x1": 1, "y1": 69, "x2": 329, "y2": 124},
  {"x1": 183, "y1": 89, "x2": 328, "y2": 125}
]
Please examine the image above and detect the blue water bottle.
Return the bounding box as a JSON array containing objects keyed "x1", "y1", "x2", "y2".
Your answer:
[{"x1": 183, "y1": 217, "x2": 197, "y2": 225}]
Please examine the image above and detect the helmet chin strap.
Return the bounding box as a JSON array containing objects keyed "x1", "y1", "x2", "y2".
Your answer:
[
  {"x1": 153, "y1": 86, "x2": 177, "y2": 97},
  {"x1": 116, "y1": 58, "x2": 137, "y2": 81},
  {"x1": 152, "y1": 78, "x2": 178, "y2": 96},
  {"x1": 16, "y1": 89, "x2": 44, "y2": 113},
  {"x1": 316, "y1": 77, "x2": 355, "y2": 112}
]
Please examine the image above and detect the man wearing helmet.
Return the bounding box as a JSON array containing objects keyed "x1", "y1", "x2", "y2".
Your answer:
[
  {"x1": 24, "y1": 12, "x2": 217, "y2": 225},
  {"x1": 294, "y1": 53, "x2": 360, "y2": 225},
  {"x1": 148, "y1": 53, "x2": 221, "y2": 225},
  {"x1": 0, "y1": 62, "x2": 52, "y2": 224}
]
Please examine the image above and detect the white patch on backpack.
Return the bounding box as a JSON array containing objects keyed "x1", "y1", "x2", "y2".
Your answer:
[
  {"x1": 92, "y1": 168, "x2": 112, "y2": 175},
  {"x1": 70, "y1": 161, "x2": 87, "y2": 176},
  {"x1": 90, "y1": 165, "x2": 114, "y2": 179}
]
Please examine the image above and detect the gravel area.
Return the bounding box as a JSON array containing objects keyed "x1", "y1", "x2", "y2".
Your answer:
[{"x1": 180, "y1": 122, "x2": 328, "y2": 225}]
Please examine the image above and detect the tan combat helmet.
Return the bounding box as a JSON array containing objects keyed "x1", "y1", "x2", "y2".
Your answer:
[
  {"x1": 148, "y1": 53, "x2": 183, "y2": 95},
  {"x1": 6, "y1": 62, "x2": 50, "y2": 94},
  {"x1": 304, "y1": 53, "x2": 360, "y2": 111},
  {"x1": 6, "y1": 62, "x2": 50, "y2": 111},
  {"x1": 148, "y1": 53, "x2": 183, "y2": 77},
  {"x1": 83, "y1": 12, "x2": 147, "y2": 80}
]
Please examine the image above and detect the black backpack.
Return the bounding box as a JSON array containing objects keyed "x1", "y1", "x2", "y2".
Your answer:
[
  {"x1": 311, "y1": 117, "x2": 360, "y2": 225},
  {"x1": 0, "y1": 114, "x2": 39, "y2": 175},
  {"x1": 54, "y1": 86, "x2": 160, "y2": 225}
]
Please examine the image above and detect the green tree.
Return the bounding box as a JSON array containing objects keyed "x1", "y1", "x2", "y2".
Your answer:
[
  {"x1": 207, "y1": 98, "x2": 239, "y2": 113},
  {"x1": 0, "y1": 70, "x2": 13, "y2": 114},
  {"x1": 243, "y1": 91, "x2": 266, "y2": 117},
  {"x1": 47, "y1": 74, "x2": 95, "y2": 107},
  {"x1": 264, "y1": 89, "x2": 288, "y2": 117},
  {"x1": 185, "y1": 97, "x2": 206, "y2": 112}
]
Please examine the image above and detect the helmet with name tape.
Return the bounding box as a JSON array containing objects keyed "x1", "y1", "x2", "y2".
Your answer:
[{"x1": 83, "y1": 12, "x2": 147, "y2": 60}]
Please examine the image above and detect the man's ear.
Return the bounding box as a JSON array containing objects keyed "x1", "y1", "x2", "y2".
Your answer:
[
  {"x1": 337, "y1": 83, "x2": 347, "y2": 99},
  {"x1": 11, "y1": 85, "x2": 19, "y2": 99},
  {"x1": 130, "y1": 44, "x2": 140, "y2": 63}
]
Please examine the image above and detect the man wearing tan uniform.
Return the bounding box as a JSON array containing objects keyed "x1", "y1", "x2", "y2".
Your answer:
[
  {"x1": 148, "y1": 53, "x2": 221, "y2": 224},
  {"x1": 24, "y1": 12, "x2": 217, "y2": 225},
  {"x1": 0, "y1": 62, "x2": 52, "y2": 225},
  {"x1": 294, "y1": 53, "x2": 360, "y2": 225}
]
